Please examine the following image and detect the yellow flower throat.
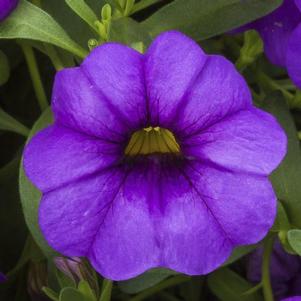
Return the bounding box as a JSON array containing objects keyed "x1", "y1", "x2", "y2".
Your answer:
[{"x1": 125, "y1": 126, "x2": 180, "y2": 156}]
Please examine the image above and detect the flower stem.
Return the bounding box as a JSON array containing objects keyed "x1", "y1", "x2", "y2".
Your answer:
[
  {"x1": 132, "y1": 0, "x2": 164, "y2": 14},
  {"x1": 262, "y1": 236, "x2": 275, "y2": 301},
  {"x1": 256, "y1": 71, "x2": 294, "y2": 101},
  {"x1": 19, "y1": 42, "x2": 48, "y2": 112},
  {"x1": 43, "y1": 44, "x2": 64, "y2": 71},
  {"x1": 129, "y1": 275, "x2": 190, "y2": 301}
]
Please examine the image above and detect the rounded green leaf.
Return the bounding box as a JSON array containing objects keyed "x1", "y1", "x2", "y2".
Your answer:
[{"x1": 287, "y1": 229, "x2": 301, "y2": 256}]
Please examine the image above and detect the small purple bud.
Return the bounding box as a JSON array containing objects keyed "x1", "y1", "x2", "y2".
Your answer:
[
  {"x1": 54, "y1": 257, "x2": 100, "y2": 296},
  {"x1": 54, "y1": 257, "x2": 83, "y2": 284}
]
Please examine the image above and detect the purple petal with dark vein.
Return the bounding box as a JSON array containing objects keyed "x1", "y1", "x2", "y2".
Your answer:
[
  {"x1": 81, "y1": 43, "x2": 147, "y2": 129},
  {"x1": 38, "y1": 154, "x2": 277, "y2": 280},
  {"x1": 172, "y1": 55, "x2": 251, "y2": 137},
  {"x1": 182, "y1": 162, "x2": 276, "y2": 246},
  {"x1": 144, "y1": 30, "x2": 207, "y2": 126},
  {"x1": 23, "y1": 125, "x2": 121, "y2": 192},
  {"x1": 38, "y1": 166, "x2": 128, "y2": 256},
  {"x1": 52, "y1": 67, "x2": 130, "y2": 142},
  {"x1": 182, "y1": 108, "x2": 287, "y2": 175},
  {"x1": 88, "y1": 157, "x2": 232, "y2": 279}
]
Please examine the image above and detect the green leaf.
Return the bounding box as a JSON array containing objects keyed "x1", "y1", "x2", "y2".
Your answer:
[
  {"x1": 0, "y1": 107, "x2": 30, "y2": 137},
  {"x1": 99, "y1": 279, "x2": 113, "y2": 301},
  {"x1": 19, "y1": 107, "x2": 55, "y2": 257},
  {"x1": 118, "y1": 268, "x2": 177, "y2": 294},
  {"x1": 142, "y1": 0, "x2": 282, "y2": 40},
  {"x1": 207, "y1": 268, "x2": 263, "y2": 301},
  {"x1": 272, "y1": 201, "x2": 290, "y2": 232},
  {"x1": 287, "y1": 229, "x2": 301, "y2": 255},
  {"x1": 0, "y1": 0, "x2": 87, "y2": 58},
  {"x1": 59, "y1": 287, "x2": 87, "y2": 301},
  {"x1": 0, "y1": 50, "x2": 10, "y2": 85},
  {"x1": 65, "y1": 0, "x2": 98, "y2": 31},
  {"x1": 109, "y1": 17, "x2": 151, "y2": 47},
  {"x1": 262, "y1": 93, "x2": 301, "y2": 228},
  {"x1": 78, "y1": 281, "x2": 97, "y2": 301},
  {"x1": 43, "y1": 0, "x2": 105, "y2": 48},
  {"x1": 42, "y1": 287, "x2": 60, "y2": 301}
]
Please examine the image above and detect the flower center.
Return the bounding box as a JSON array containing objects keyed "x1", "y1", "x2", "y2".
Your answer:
[{"x1": 125, "y1": 126, "x2": 180, "y2": 156}]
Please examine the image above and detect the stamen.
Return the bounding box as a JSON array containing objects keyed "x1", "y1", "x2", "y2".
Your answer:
[{"x1": 125, "y1": 127, "x2": 180, "y2": 156}]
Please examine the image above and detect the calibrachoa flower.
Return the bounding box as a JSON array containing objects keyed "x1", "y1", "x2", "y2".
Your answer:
[
  {"x1": 236, "y1": 0, "x2": 301, "y2": 88},
  {"x1": 247, "y1": 241, "x2": 301, "y2": 300},
  {"x1": 23, "y1": 31, "x2": 287, "y2": 280},
  {"x1": 0, "y1": 0, "x2": 18, "y2": 21}
]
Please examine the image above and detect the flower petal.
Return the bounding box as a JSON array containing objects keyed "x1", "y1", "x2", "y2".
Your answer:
[
  {"x1": 88, "y1": 157, "x2": 231, "y2": 279},
  {"x1": 185, "y1": 162, "x2": 277, "y2": 244},
  {"x1": 174, "y1": 55, "x2": 251, "y2": 137},
  {"x1": 253, "y1": 0, "x2": 301, "y2": 67},
  {"x1": 81, "y1": 43, "x2": 147, "y2": 129},
  {"x1": 38, "y1": 154, "x2": 276, "y2": 279},
  {"x1": 295, "y1": 0, "x2": 301, "y2": 12},
  {"x1": 157, "y1": 163, "x2": 233, "y2": 275},
  {"x1": 183, "y1": 108, "x2": 287, "y2": 175},
  {"x1": 24, "y1": 125, "x2": 121, "y2": 191},
  {"x1": 39, "y1": 166, "x2": 128, "y2": 256},
  {"x1": 287, "y1": 23, "x2": 301, "y2": 88},
  {"x1": 145, "y1": 31, "x2": 207, "y2": 126},
  {"x1": 40, "y1": 161, "x2": 160, "y2": 280},
  {"x1": 157, "y1": 161, "x2": 276, "y2": 275},
  {"x1": 52, "y1": 67, "x2": 129, "y2": 142},
  {"x1": 88, "y1": 164, "x2": 161, "y2": 280}
]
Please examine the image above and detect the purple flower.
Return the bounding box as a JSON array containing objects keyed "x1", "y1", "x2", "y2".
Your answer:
[
  {"x1": 23, "y1": 31, "x2": 287, "y2": 280},
  {"x1": 282, "y1": 298, "x2": 301, "y2": 301},
  {"x1": 0, "y1": 0, "x2": 18, "y2": 21},
  {"x1": 247, "y1": 241, "x2": 301, "y2": 300},
  {"x1": 236, "y1": 0, "x2": 301, "y2": 87}
]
